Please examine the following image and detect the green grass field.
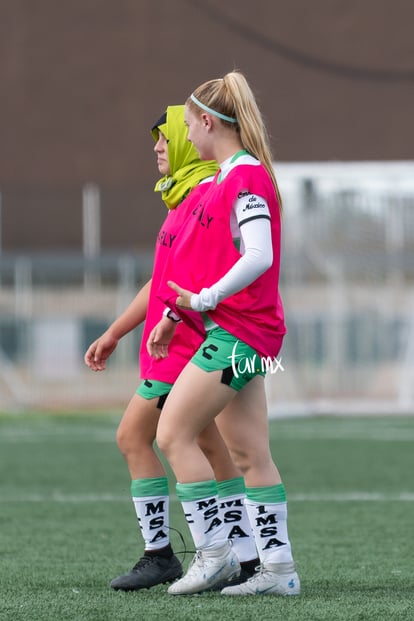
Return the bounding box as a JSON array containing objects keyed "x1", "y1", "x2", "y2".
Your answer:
[{"x1": 1, "y1": 412, "x2": 413, "y2": 621}]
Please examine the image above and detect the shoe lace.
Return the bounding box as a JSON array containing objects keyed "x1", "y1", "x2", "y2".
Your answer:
[
  {"x1": 130, "y1": 526, "x2": 195, "y2": 573},
  {"x1": 245, "y1": 564, "x2": 270, "y2": 584},
  {"x1": 166, "y1": 525, "x2": 196, "y2": 565},
  {"x1": 132, "y1": 555, "x2": 155, "y2": 571},
  {"x1": 185, "y1": 551, "x2": 206, "y2": 577}
]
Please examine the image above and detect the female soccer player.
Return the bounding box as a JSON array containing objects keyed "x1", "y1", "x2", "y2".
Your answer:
[
  {"x1": 148, "y1": 72, "x2": 300, "y2": 596},
  {"x1": 84, "y1": 105, "x2": 259, "y2": 591}
]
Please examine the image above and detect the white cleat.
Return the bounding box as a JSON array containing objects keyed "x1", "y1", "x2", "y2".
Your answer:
[
  {"x1": 221, "y1": 561, "x2": 300, "y2": 596},
  {"x1": 168, "y1": 541, "x2": 240, "y2": 595}
]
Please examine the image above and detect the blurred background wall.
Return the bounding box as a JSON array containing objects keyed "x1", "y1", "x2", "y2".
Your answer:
[{"x1": 1, "y1": 0, "x2": 414, "y2": 413}]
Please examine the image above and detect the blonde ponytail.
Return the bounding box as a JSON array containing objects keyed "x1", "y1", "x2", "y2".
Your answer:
[{"x1": 187, "y1": 71, "x2": 282, "y2": 208}]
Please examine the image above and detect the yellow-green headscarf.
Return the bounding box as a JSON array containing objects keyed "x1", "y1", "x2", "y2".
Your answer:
[{"x1": 152, "y1": 105, "x2": 218, "y2": 210}]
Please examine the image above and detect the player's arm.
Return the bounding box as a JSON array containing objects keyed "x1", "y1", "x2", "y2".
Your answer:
[
  {"x1": 175, "y1": 193, "x2": 273, "y2": 311},
  {"x1": 146, "y1": 312, "x2": 179, "y2": 360},
  {"x1": 191, "y1": 218, "x2": 272, "y2": 310},
  {"x1": 84, "y1": 279, "x2": 152, "y2": 371}
]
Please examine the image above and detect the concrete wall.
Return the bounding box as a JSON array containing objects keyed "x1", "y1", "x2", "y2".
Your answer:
[{"x1": 1, "y1": 0, "x2": 414, "y2": 250}]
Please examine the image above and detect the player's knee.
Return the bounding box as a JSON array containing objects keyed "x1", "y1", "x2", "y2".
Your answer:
[
  {"x1": 197, "y1": 435, "x2": 213, "y2": 457},
  {"x1": 116, "y1": 424, "x2": 149, "y2": 457},
  {"x1": 155, "y1": 429, "x2": 169, "y2": 456},
  {"x1": 226, "y1": 447, "x2": 251, "y2": 475},
  {"x1": 115, "y1": 424, "x2": 129, "y2": 455},
  {"x1": 156, "y1": 424, "x2": 179, "y2": 458}
]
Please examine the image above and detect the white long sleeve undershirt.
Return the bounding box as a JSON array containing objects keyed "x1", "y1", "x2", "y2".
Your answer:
[{"x1": 190, "y1": 202, "x2": 273, "y2": 312}]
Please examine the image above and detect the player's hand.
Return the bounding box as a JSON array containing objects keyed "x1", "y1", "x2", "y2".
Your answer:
[
  {"x1": 168, "y1": 281, "x2": 194, "y2": 310},
  {"x1": 147, "y1": 316, "x2": 177, "y2": 359},
  {"x1": 84, "y1": 332, "x2": 119, "y2": 371}
]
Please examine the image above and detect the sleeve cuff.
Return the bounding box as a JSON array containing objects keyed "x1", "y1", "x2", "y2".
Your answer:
[{"x1": 191, "y1": 289, "x2": 218, "y2": 312}]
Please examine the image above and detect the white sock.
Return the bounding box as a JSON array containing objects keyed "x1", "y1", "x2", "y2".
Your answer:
[
  {"x1": 217, "y1": 477, "x2": 258, "y2": 562},
  {"x1": 176, "y1": 480, "x2": 228, "y2": 550},
  {"x1": 130, "y1": 477, "x2": 170, "y2": 551},
  {"x1": 245, "y1": 484, "x2": 293, "y2": 564}
]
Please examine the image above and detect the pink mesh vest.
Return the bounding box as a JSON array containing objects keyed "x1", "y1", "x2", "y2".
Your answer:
[{"x1": 157, "y1": 163, "x2": 286, "y2": 359}]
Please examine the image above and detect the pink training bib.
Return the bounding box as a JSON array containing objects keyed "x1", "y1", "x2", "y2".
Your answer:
[
  {"x1": 157, "y1": 163, "x2": 286, "y2": 359},
  {"x1": 139, "y1": 183, "x2": 209, "y2": 383}
]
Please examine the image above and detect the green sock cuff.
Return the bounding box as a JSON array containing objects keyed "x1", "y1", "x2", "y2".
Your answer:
[
  {"x1": 246, "y1": 483, "x2": 286, "y2": 504},
  {"x1": 217, "y1": 477, "x2": 246, "y2": 498},
  {"x1": 176, "y1": 480, "x2": 218, "y2": 502},
  {"x1": 130, "y1": 477, "x2": 169, "y2": 498}
]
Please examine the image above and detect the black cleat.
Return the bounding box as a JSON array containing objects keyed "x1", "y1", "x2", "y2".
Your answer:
[{"x1": 110, "y1": 554, "x2": 183, "y2": 591}]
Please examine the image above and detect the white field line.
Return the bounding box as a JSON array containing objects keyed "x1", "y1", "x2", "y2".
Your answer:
[
  {"x1": 1, "y1": 492, "x2": 414, "y2": 503},
  {"x1": 2, "y1": 429, "x2": 414, "y2": 443},
  {"x1": 2, "y1": 418, "x2": 414, "y2": 443}
]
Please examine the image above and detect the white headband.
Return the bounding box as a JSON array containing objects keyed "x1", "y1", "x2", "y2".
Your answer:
[{"x1": 190, "y1": 94, "x2": 237, "y2": 124}]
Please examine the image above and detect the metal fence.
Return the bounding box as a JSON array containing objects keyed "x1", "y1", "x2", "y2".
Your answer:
[
  {"x1": 274, "y1": 162, "x2": 414, "y2": 414},
  {"x1": 1, "y1": 162, "x2": 414, "y2": 414}
]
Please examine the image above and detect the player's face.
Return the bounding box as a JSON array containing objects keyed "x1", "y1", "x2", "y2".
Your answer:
[
  {"x1": 185, "y1": 106, "x2": 214, "y2": 161},
  {"x1": 154, "y1": 131, "x2": 170, "y2": 175}
]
